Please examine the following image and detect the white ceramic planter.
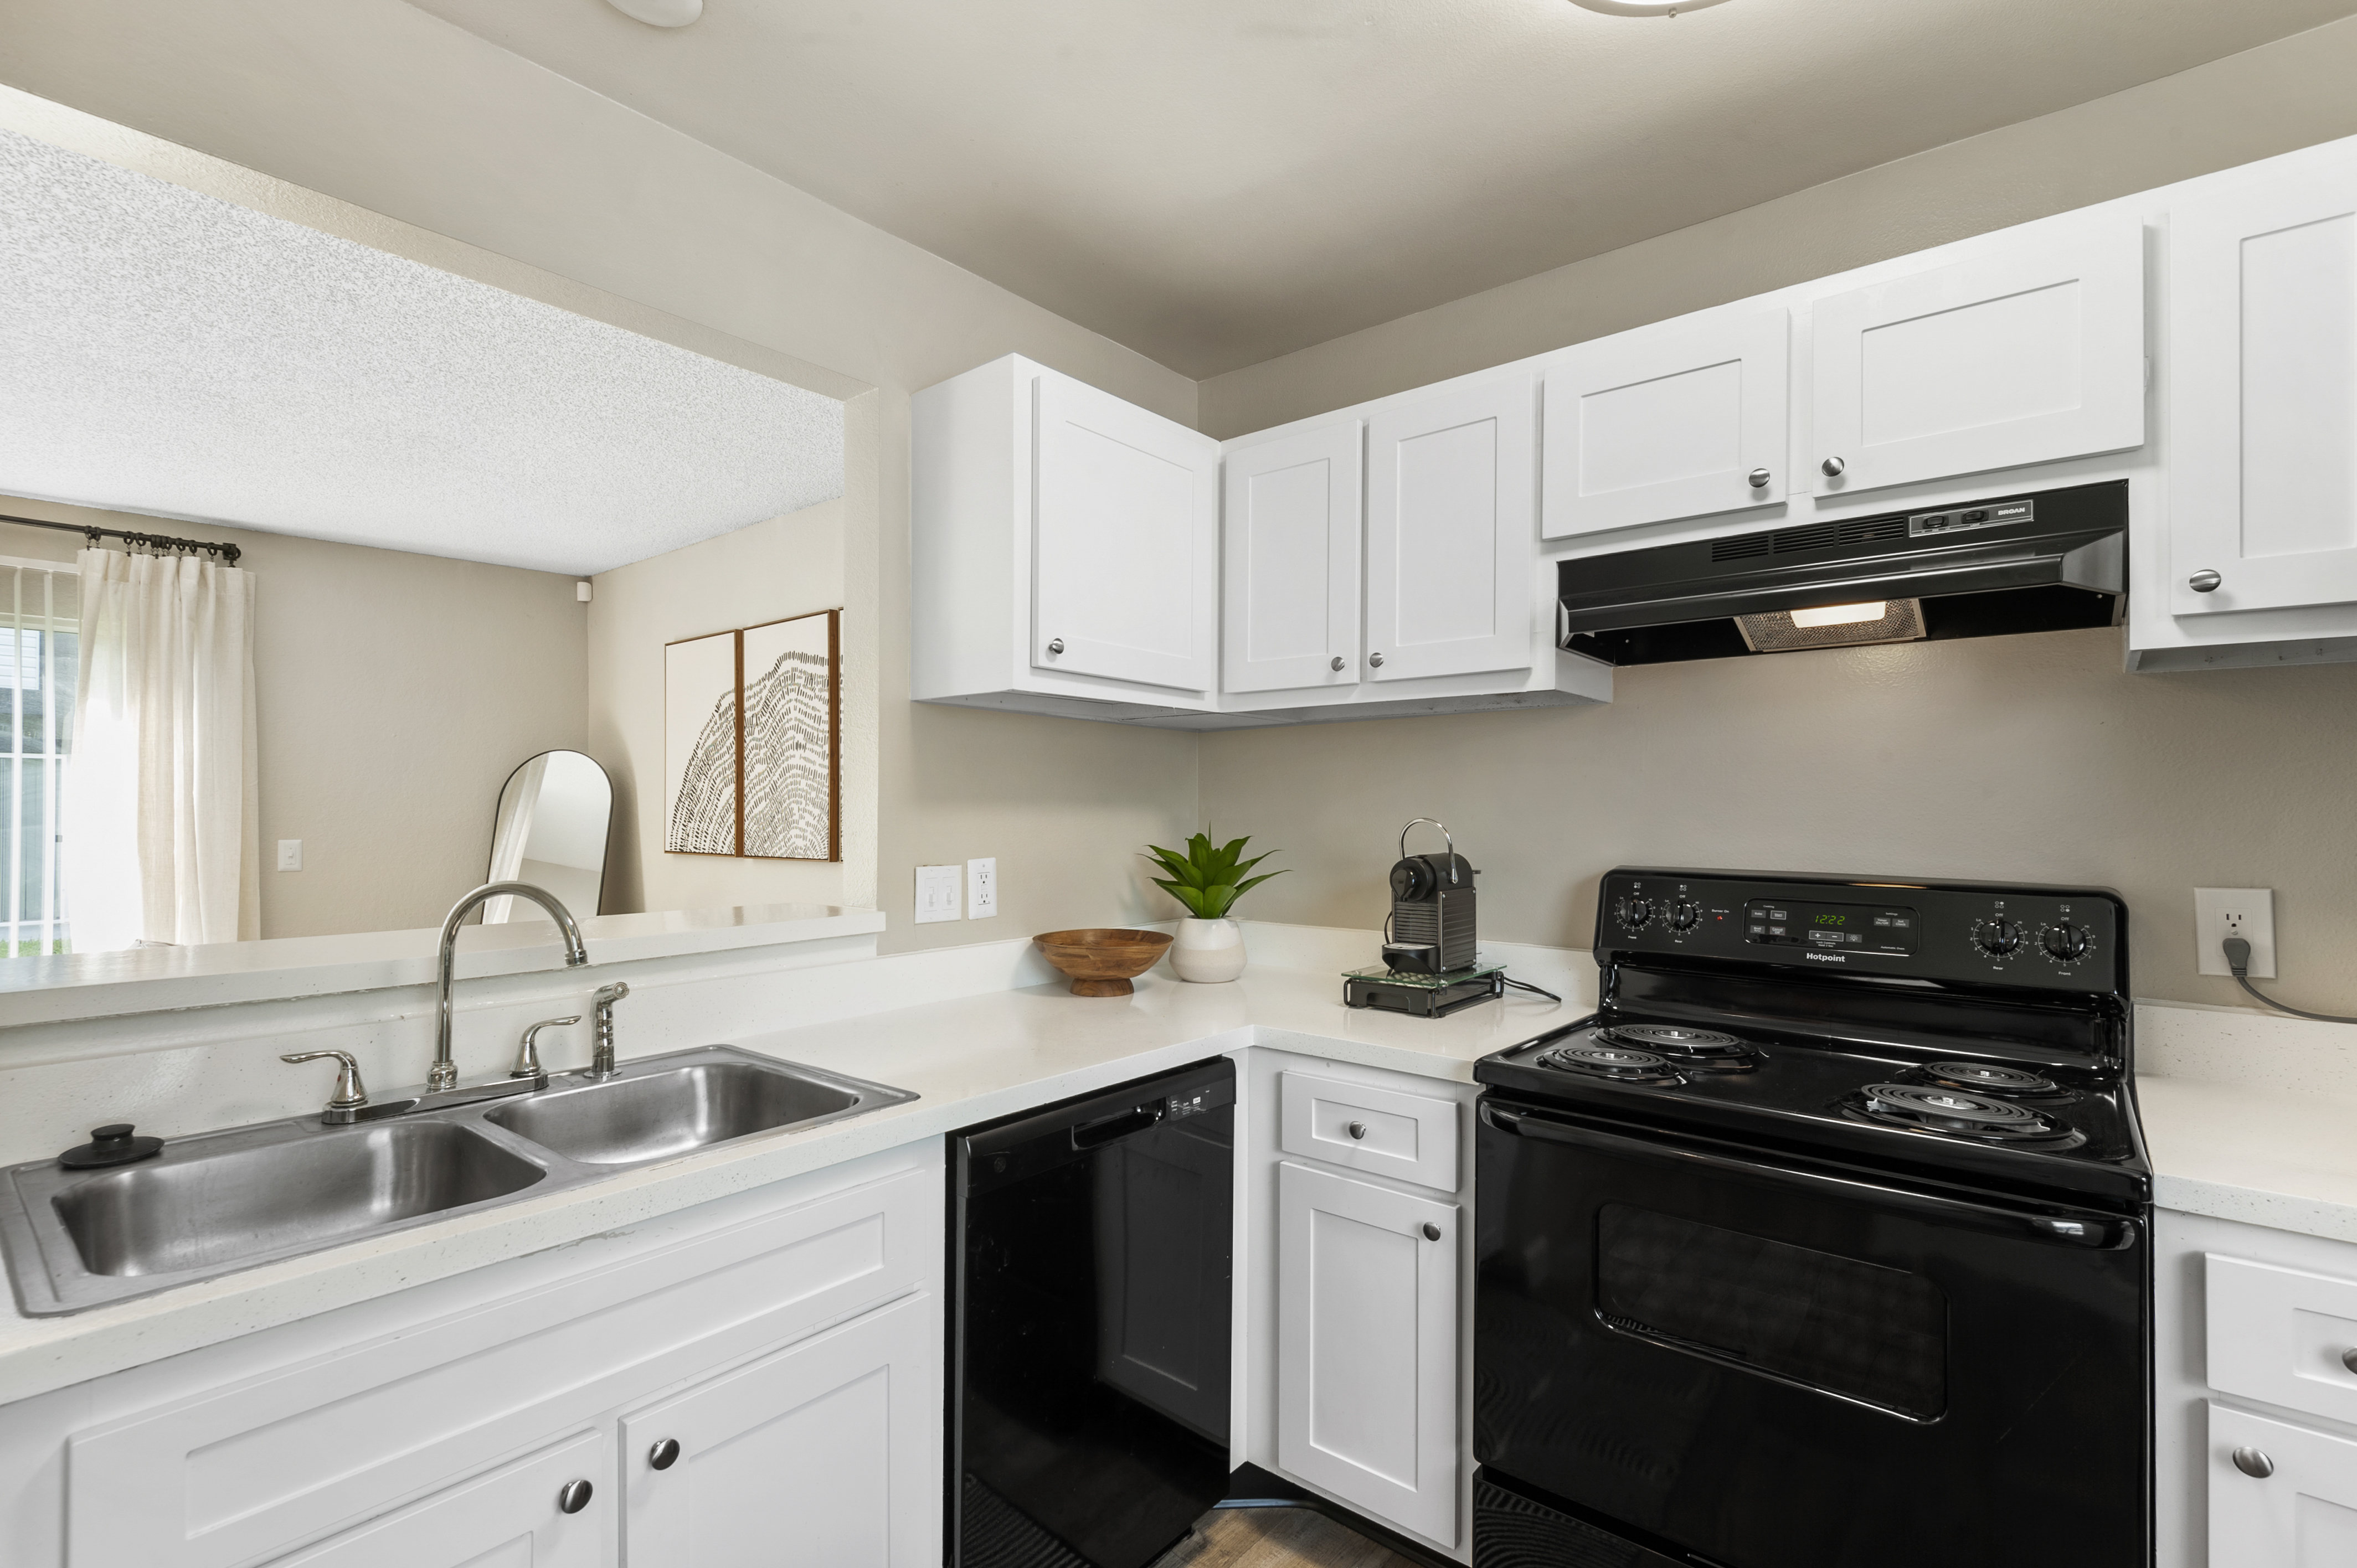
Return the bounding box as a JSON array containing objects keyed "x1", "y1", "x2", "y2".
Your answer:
[{"x1": 1169, "y1": 917, "x2": 1246, "y2": 983}]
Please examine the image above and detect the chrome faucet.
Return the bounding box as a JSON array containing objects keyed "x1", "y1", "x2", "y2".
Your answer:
[
  {"x1": 589, "y1": 982, "x2": 629, "y2": 1079},
  {"x1": 433, "y1": 881, "x2": 589, "y2": 1091}
]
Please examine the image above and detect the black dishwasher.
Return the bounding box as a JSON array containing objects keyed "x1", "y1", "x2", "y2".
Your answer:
[{"x1": 950, "y1": 1057, "x2": 1234, "y2": 1568}]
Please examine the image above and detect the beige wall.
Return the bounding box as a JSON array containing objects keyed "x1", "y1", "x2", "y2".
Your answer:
[
  {"x1": 586, "y1": 498, "x2": 861, "y2": 915},
  {"x1": 1198, "y1": 14, "x2": 2357, "y2": 438},
  {"x1": 2, "y1": 496, "x2": 586, "y2": 940}
]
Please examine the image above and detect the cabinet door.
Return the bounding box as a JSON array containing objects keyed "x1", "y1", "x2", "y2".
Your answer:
[
  {"x1": 2209, "y1": 1404, "x2": 2357, "y2": 1567},
  {"x1": 621, "y1": 1291, "x2": 938, "y2": 1568},
  {"x1": 1365, "y1": 374, "x2": 1534, "y2": 682},
  {"x1": 1276, "y1": 1159, "x2": 1458, "y2": 1546},
  {"x1": 2169, "y1": 161, "x2": 2357, "y2": 617},
  {"x1": 1033, "y1": 373, "x2": 1219, "y2": 691},
  {"x1": 266, "y1": 1431, "x2": 605, "y2": 1568},
  {"x1": 1222, "y1": 421, "x2": 1362, "y2": 694},
  {"x1": 1810, "y1": 213, "x2": 2144, "y2": 496},
  {"x1": 1542, "y1": 308, "x2": 1789, "y2": 538}
]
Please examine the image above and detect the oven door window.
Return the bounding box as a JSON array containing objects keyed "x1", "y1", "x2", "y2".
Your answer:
[{"x1": 1595, "y1": 1203, "x2": 1948, "y2": 1420}]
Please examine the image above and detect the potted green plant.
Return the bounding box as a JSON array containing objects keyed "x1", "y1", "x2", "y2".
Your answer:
[{"x1": 1143, "y1": 832, "x2": 1286, "y2": 983}]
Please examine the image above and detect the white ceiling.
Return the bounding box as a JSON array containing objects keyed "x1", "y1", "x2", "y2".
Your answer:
[
  {"x1": 0, "y1": 128, "x2": 843, "y2": 576},
  {"x1": 402, "y1": 0, "x2": 2357, "y2": 378}
]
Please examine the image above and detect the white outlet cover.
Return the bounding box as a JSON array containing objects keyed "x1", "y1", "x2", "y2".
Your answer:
[
  {"x1": 915, "y1": 864, "x2": 961, "y2": 924},
  {"x1": 966, "y1": 858, "x2": 997, "y2": 920},
  {"x1": 2195, "y1": 887, "x2": 2274, "y2": 978}
]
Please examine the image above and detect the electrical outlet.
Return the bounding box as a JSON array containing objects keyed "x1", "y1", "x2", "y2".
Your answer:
[
  {"x1": 915, "y1": 864, "x2": 961, "y2": 924},
  {"x1": 276, "y1": 839, "x2": 302, "y2": 872},
  {"x1": 966, "y1": 857, "x2": 997, "y2": 919},
  {"x1": 2195, "y1": 887, "x2": 2274, "y2": 978}
]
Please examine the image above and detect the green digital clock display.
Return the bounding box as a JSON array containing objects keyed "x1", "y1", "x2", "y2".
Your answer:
[{"x1": 1814, "y1": 913, "x2": 1847, "y2": 926}]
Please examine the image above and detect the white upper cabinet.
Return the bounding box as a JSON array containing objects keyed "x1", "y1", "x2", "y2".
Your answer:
[
  {"x1": 1542, "y1": 308, "x2": 1790, "y2": 538},
  {"x1": 1032, "y1": 373, "x2": 1219, "y2": 690},
  {"x1": 2168, "y1": 157, "x2": 2357, "y2": 618},
  {"x1": 1365, "y1": 374, "x2": 1535, "y2": 682},
  {"x1": 1223, "y1": 421, "x2": 1363, "y2": 695},
  {"x1": 1810, "y1": 213, "x2": 2145, "y2": 497}
]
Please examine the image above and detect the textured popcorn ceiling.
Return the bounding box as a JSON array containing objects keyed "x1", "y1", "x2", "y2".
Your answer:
[{"x1": 0, "y1": 128, "x2": 843, "y2": 575}]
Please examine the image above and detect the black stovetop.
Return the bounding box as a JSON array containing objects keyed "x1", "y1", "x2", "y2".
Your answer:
[{"x1": 1474, "y1": 868, "x2": 2152, "y2": 1207}]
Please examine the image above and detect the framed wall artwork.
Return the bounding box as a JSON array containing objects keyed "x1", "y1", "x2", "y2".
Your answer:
[{"x1": 662, "y1": 608, "x2": 840, "y2": 861}]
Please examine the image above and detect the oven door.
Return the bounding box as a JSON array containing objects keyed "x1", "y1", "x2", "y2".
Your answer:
[{"x1": 1474, "y1": 1096, "x2": 2147, "y2": 1568}]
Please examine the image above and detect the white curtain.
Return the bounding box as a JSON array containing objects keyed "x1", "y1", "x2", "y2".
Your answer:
[{"x1": 65, "y1": 549, "x2": 259, "y2": 951}]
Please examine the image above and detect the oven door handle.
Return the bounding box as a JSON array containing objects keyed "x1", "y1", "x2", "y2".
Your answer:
[{"x1": 1479, "y1": 1101, "x2": 2138, "y2": 1250}]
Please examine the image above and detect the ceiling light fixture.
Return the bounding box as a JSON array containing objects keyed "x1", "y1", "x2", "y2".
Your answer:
[
  {"x1": 605, "y1": 0, "x2": 702, "y2": 27},
  {"x1": 1567, "y1": 0, "x2": 1737, "y2": 14}
]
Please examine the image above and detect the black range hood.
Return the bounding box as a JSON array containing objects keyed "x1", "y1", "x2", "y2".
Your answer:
[{"x1": 1558, "y1": 479, "x2": 2127, "y2": 666}]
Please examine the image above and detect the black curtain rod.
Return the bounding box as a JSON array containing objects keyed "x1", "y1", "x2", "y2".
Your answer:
[{"x1": 0, "y1": 512, "x2": 241, "y2": 564}]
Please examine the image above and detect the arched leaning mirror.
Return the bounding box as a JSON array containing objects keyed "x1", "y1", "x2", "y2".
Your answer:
[{"x1": 482, "y1": 750, "x2": 614, "y2": 923}]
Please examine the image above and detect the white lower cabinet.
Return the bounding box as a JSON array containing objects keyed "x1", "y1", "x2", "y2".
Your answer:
[
  {"x1": 2209, "y1": 1405, "x2": 2357, "y2": 1567},
  {"x1": 620, "y1": 1290, "x2": 938, "y2": 1567},
  {"x1": 267, "y1": 1431, "x2": 609, "y2": 1568},
  {"x1": 1274, "y1": 1158, "x2": 1459, "y2": 1547}
]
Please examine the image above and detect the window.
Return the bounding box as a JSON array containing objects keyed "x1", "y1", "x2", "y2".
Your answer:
[{"x1": 1, "y1": 562, "x2": 76, "y2": 955}]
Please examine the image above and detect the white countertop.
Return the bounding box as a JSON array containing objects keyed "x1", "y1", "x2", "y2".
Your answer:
[
  {"x1": 2139, "y1": 1073, "x2": 2357, "y2": 1245},
  {"x1": 3, "y1": 946, "x2": 2350, "y2": 1409},
  {"x1": 0, "y1": 962, "x2": 1576, "y2": 1405},
  {"x1": 0, "y1": 902, "x2": 886, "y2": 1027}
]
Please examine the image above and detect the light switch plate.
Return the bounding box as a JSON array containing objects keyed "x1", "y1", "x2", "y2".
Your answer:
[
  {"x1": 276, "y1": 839, "x2": 302, "y2": 872},
  {"x1": 966, "y1": 858, "x2": 997, "y2": 919},
  {"x1": 915, "y1": 864, "x2": 961, "y2": 924},
  {"x1": 2195, "y1": 887, "x2": 2274, "y2": 977}
]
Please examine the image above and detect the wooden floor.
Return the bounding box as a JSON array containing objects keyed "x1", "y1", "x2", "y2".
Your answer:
[{"x1": 1151, "y1": 1506, "x2": 1422, "y2": 1568}]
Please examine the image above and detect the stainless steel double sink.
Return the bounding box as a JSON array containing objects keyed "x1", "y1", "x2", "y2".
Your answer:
[{"x1": 0, "y1": 1046, "x2": 917, "y2": 1316}]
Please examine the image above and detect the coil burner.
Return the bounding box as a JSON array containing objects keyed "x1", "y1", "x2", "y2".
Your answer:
[
  {"x1": 1913, "y1": 1060, "x2": 2075, "y2": 1101},
  {"x1": 1537, "y1": 1045, "x2": 1682, "y2": 1084},
  {"x1": 1843, "y1": 1082, "x2": 2086, "y2": 1148},
  {"x1": 1592, "y1": 1023, "x2": 1759, "y2": 1071}
]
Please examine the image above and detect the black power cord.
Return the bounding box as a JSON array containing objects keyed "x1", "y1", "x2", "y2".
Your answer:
[
  {"x1": 2223, "y1": 936, "x2": 2357, "y2": 1025},
  {"x1": 1502, "y1": 975, "x2": 1563, "y2": 1003}
]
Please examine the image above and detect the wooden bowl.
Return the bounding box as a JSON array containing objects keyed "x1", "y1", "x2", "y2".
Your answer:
[{"x1": 1034, "y1": 928, "x2": 1174, "y2": 997}]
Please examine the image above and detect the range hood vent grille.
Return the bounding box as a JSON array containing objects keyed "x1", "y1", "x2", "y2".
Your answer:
[
  {"x1": 1709, "y1": 534, "x2": 1771, "y2": 563},
  {"x1": 1711, "y1": 516, "x2": 1914, "y2": 564}
]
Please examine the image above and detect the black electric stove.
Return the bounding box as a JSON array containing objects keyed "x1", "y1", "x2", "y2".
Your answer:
[{"x1": 1471, "y1": 869, "x2": 2150, "y2": 1568}]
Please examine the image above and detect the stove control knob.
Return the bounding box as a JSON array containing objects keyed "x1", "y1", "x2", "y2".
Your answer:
[
  {"x1": 1618, "y1": 898, "x2": 1654, "y2": 932},
  {"x1": 1666, "y1": 901, "x2": 1700, "y2": 933},
  {"x1": 1972, "y1": 917, "x2": 2025, "y2": 957},
  {"x1": 2040, "y1": 921, "x2": 2090, "y2": 962}
]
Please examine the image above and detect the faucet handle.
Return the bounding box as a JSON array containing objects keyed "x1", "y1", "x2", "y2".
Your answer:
[
  {"x1": 513, "y1": 1016, "x2": 578, "y2": 1084},
  {"x1": 282, "y1": 1051, "x2": 369, "y2": 1123}
]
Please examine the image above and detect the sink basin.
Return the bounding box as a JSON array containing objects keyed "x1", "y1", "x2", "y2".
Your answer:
[
  {"x1": 53, "y1": 1121, "x2": 545, "y2": 1277},
  {"x1": 486, "y1": 1060, "x2": 873, "y2": 1165},
  {"x1": 0, "y1": 1045, "x2": 914, "y2": 1314}
]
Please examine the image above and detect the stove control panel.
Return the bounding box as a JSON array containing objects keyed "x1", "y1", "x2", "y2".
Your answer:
[{"x1": 1598, "y1": 870, "x2": 2126, "y2": 994}]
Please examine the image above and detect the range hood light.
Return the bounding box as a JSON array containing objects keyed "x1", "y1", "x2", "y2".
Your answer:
[
  {"x1": 1735, "y1": 598, "x2": 1929, "y2": 653},
  {"x1": 1788, "y1": 601, "x2": 1887, "y2": 629}
]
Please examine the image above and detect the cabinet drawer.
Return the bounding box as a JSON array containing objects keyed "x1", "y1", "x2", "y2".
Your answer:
[
  {"x1": 68, "y1": 1164, "x2": 937, "y2": 1568},
  {"x1": 264, "y1": 1430, "x2": 607, "y2": 1567},
  {"x1": 2207, "y1": 1252, "x2": 2357, "y2": 1426},
  {"x1": 1280, "y1": 1071, "x2": 1459, "y2": 1192}
]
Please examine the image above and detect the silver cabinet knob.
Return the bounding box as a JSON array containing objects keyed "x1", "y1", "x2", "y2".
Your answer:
[
  {"x1": 2188, "y1": 570, "x2": 2222, "y2": 594},
  {"x1": 1422, "y1": 1222, "x2": 1443, "y2": 1241},
  {"x1": 557, "y1": 1478, "x2": 595, "y2": 1514},
  {"x1": 1821, "y1": 456, "x2": 1846, "y2": 478},
  {"x1": 1347, "y1": 1121, "x2": 1367, "y2": 1140},
  {"x1": 649, "y1": 1437, "x2": 682, "y2": 1471},
  {"x1": 1369, "y1": 652, "x2": 1385, "y2": 668},
  {"x1": 2340, "y1": 1347, "x2": 2357, "y2": 1374},
  {"x1": 1330, "y1": 656, "x2": 1345, "y2": 672},
  {"x1": 1046, "y1": 638, "x2": 1065, "y2": 654},
  {"x1": 2232, "y1": 1446, "x2": 2275, "y2": 1479},
  {"x1": 1747, "y1": 467, "x2": 1771, "y2": 488}
]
